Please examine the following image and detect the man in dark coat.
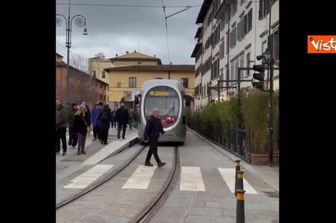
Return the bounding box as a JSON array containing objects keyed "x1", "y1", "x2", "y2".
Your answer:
[
  {"x1": 67, "y1": 103, "x2": 78, "y2": 147},
  {"x1": 144, "y1": 108, "x2": 166, "y2": 167},
  {"x1": 56, "y1": 100, "x2": 68, "y2": 155},
  {"x1": 115, "y1": 103, "x2": 129, "y2": 139},
  {"x1": 98, "y1": 104, "x2": 113, "y2": 144}
]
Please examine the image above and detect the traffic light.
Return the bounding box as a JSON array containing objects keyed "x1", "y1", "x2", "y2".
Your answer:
[{"x1": 252, "y1": 63, "x2": 265, "y2": 90}]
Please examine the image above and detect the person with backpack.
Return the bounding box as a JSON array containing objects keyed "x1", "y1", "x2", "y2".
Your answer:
[{"x1": 98, "y1": 104, "x2": 113, "y2": 145}]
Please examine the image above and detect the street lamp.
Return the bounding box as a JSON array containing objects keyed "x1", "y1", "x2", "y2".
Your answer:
[{"x1": 56, "y1": 0, "x2": 88, "y2": 103}]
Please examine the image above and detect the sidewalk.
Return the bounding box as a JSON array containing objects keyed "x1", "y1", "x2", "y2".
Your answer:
[
  {"x1": 188, "y1": 127, "x2": 279, "y2": 192},
  {"x1": 57, "y1": 128, "x2": 138, "y2": 180}
]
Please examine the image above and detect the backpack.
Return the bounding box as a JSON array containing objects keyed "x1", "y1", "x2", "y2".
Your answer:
[{"x1": 100, "y1": 111, "x2": 109, "y2": 121}]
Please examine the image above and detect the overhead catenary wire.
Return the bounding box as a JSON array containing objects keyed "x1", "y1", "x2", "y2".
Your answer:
[
  {"x1": 56, "y1": 41, "x2": 88, "y2": 60},
  {"x1": 162, "y1": 0, "x2": 171, "y2": 64},
  {"x1": 56, "y1": 2, "x2": 201, "y2": 8}
]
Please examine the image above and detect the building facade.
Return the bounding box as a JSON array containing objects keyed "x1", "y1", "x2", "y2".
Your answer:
[
  {"x1": 192, "y1": 0, "x2": 279, "y2": 110},
  {"x1": 100, "y1": 51, "x2": 195, "y2": 110},
  {"x1": 56, "y1": 53, "x2": 109, "y2": 108},
  {"x1": 88, "y1": 51, "x2": 163, "y2": 84},
  {"x1": 88, "y1": 53, "x2": 112, "y2": 84},
  {"x1": 105, "y1": 65, "x2": 195, "y2": 110}
]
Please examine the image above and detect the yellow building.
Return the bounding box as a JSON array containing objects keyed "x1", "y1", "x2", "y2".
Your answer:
[
  {"x1": 88, "y1": 53, "x2": 112, "y2": 84},
  {"x1": 103, "y1": 51, "x2": 195, "y2": 109},
  {"x1": 88, "y1": 51, "x2": 162, "y2": 84}
]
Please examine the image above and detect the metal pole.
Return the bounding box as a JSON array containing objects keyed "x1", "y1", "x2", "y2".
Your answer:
[
  {"x1": 268, "y1": 0, "x2": 274, "y2": 166},
  {"x1": 237, "y1": 68, "x2": 243, "y2": 128},
  {"x1": 225, "y1": 3, "x2": 230, "y2": 100},
  {"x1": 66, "y1": 0, "x2": 71, "y2": 103},
  {"x1": 217, "y1": 81, "x2": 220, "y2": 103}
]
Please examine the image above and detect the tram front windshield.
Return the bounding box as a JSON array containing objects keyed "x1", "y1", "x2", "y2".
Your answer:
[{"x1": 144, "y1": 86, "x2": 179, "y2": 128}]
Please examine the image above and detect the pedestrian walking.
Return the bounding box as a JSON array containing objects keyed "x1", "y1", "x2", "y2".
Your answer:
[
  {"x1": 98, "y1": 104, "x2": 113, "y2": 144},
  {"x1": 144, "y1": 108, "x2": 166, "y2": 167},
  {"x1": 56, "y1": 100, "x2": 68, "y2": 155},
  {"x1": 73, "y1": 104, "x2": 89, "y2": 155},
  {"x1": 115, "y1": 103, "x2": 129, "y2": 139},
  {"x1": 91, "y1": 102, "x2": 103, "y2": 141}
]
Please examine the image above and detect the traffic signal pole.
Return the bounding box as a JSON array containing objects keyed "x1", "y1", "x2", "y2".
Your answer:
[{"x1": 268, "y1": 0, "x2": 274, "y2": 167}]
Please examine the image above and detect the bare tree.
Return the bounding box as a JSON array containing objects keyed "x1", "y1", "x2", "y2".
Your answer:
[{"x1": 71, "y1": 54, "x2": 87, "y2": 72}]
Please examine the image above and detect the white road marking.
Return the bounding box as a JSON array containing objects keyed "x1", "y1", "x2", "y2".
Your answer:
[
  {"x1": 218, "y1": 168, "x2": 258, "y2": 194},
  {"x1": 180, "y1": 166, "x2": 205, "y2": 191},
  {"x1": 64, "y1": 164, "x2": 113, "y2": 189},
  {"x1": 81, "y1": 131, "x2": 138, "y2": 166},
  {"x1": 122, "y1": 165, "x2": 157, "y2": 189}
]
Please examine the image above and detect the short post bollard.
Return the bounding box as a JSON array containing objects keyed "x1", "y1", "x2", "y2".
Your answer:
[
  {"x1": 236, "y1": 170, "x2": 244, "y2": 192},
  {"x1": 236, "y1": 189, "x2": 245, "y2": 223},
  {"x1": 235, "y1": 160, "x2": 241, "y2": 196}
]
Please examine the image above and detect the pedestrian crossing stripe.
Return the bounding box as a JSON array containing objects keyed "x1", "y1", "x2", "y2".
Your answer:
[
  {"x1": 180, "y1": 166, "x2": 205, "y2": 191},
  {"x1": 63, "y1": 165, "x2": 259, "y2": 193},
  {"x1": 218, "y1": 168, "x2": 258, "y2": 194},
  {"x1": 122, "y1": 165, "x2": 157, "y2": 189},
  {"x1": 64, "y1": 164, "x2": 113, "y2": 189}
]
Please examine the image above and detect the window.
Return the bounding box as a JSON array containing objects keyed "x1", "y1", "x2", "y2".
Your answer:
[
  {"x1": 247, "y1": 9, "x2": 253, "y2": 32},
  {"x1": 237, "y1": 19, "x2": 244, "y2": 41},
  {"x1": 207, "y1": 8, "x2": 213, "y2": 26},
  {"x1": 235, "y1": 60, "x2": 239, "y2": 80},
  {"x1": 129, "y1": 77, "x2": 136, "y2": 88},
  {"x1": 262, "y1": 40, "x2": 268, "y2": 54},
  {"x1": 93, "y1": 70, "x2": 96, "y2": 77},
  {"x1": 220, "y1": 18, "x2": 225, "y2": 30},
  {"x1": 246, "y1": 52, "x2": 251, "y2": 77},
  {"x1": 226, "y1": 33, "x2": 229, "y2": 54},
  {"x1": 102, "y1": 71, "x2": 105, "y2": 78},
  {"x1": 220, "y1": 41, "x2": 225, "y2": 58},
  {"x1": 212, "y1": 26, "x2": 220, "y2": 47},
  {"x1": 104, "y1": 95, "x2": 106, "y2": 101},
  {"x1": 212, "y1": 59, "x2": 220, "y2": 79},
  {"x1": 259, "y1": 0, "x2": 270, "y2": 20},
  {"x1": 229, "y1": 25, "x2": 237, "y2": 48},
  {"x1": 117, "y1": 82, "x2": 121, "y2": 88},
  {"x1": 244, "y1": 14, "x2": 248, "y2": 34},
  {"x1": 203, "y1": 57, "x2": 212, "y2": 74},
  {"x1": 231, "y1": 63, "x2": 235, "y2": 81},
  {"x1": 273, "y1": 30, "x2": 279, "y2": 61},
  {"x1": 100, "y1": 95, "x2": 103, "y2": 100},
  {"x1": 239, "y1": 54, "x2": 244, "y2": 78},
  {"x1": 155, "y1": 77, "x2": 163, "y2": 79},
  {"x1": 181, "y1": 78, "x2": 189, "y2": 88},
  {"x1": 213, "y1": 0, "x2": 220, "y2": 13},
  {"x1": 231, "y1": 0, "x2": 238, "y2": 18}
]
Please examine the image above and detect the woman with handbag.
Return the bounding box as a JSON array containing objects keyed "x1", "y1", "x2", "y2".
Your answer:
[{"x1": 73, "y1": 104, "x2": 89, "y2": 155}]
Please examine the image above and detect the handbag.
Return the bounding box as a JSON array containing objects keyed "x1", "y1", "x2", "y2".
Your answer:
[{"x1": 81, "y1": 117, "x2": 91, "y2": 134}]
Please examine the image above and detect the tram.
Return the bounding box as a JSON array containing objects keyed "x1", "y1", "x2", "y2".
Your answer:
[{"x1": 137, "y1": 79, "x2": 186, "y2": 143}]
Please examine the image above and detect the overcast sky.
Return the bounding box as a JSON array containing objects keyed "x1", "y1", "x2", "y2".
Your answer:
[{"x1": 56, "y1": 0, "x2": 203, "y2": 67}]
